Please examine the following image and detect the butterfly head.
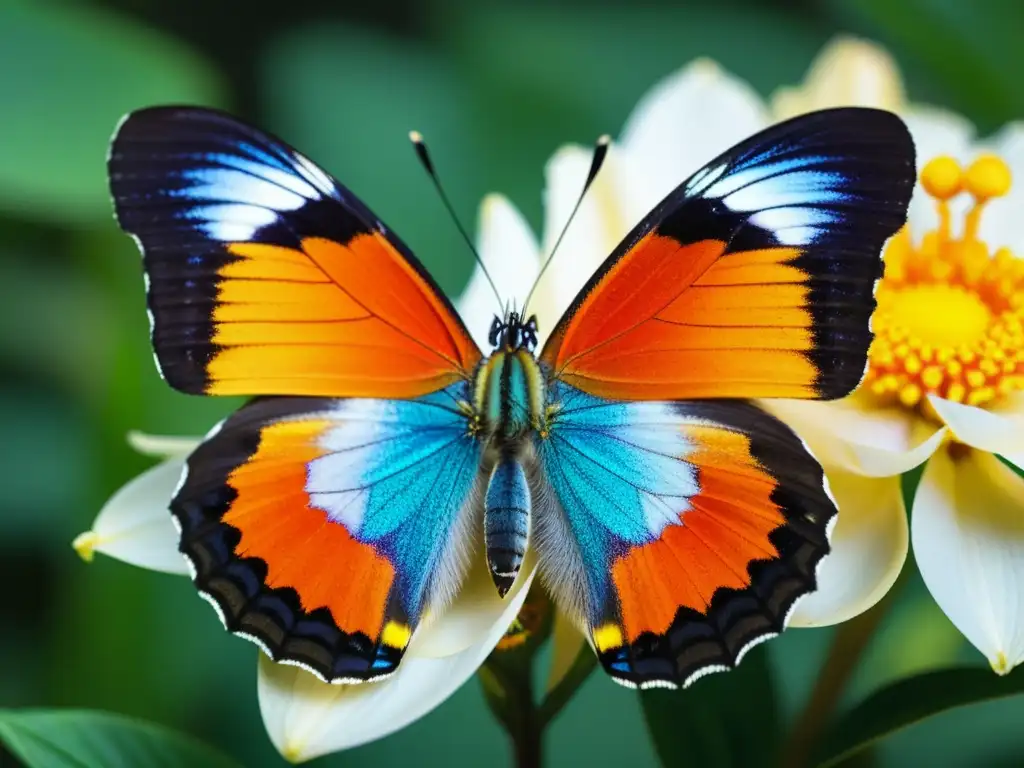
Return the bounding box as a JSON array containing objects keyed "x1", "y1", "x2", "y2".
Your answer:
[{"x1": 488, "y1": 312, "x2": 539, "y2": 353}]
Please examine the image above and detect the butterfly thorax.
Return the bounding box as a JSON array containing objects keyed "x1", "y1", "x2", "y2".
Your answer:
[{"x1": 472, "y1": 312, "x2": 547, "y2": 445}]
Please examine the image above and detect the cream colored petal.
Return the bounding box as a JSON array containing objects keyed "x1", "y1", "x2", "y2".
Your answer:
[
  {"x1": 913, "y1": 448, "x2": 1024, "y2": 674},
  {"x1": 534, "y1": 144, "x2": 626, "y2": 341},
  {"x1": 619, "y1": 59, "x2": 767, "y2": 224},
  {"x1": 126, "y1": 431, "x2": 201, "y2": 459},
  {"x1": 762, "y1": 395, "x2": 945, "y2": 477},
  {"x1": 258, "y1": 567, "x2": 537, "y2": 762},
  {"x1": 72, "y1": 458, "x2": 188, "y2": 575},
  {"x1": 456, "y1": 194, "x2": 542, "y2": 349},
  {"x1": 770, "y1": 36, "x2": 906, "y2": 119},
  {"x1": 409, "y1": 550, "x2": 536, "y2": 659},
  {"x1": 928, "y1": 394, "x2": 1024, "y2": 456},
  {"x1": 545, "y1": 609, "x2": 587, "y2": 693},
  {"x1": 902, "y1": 106, "x2": 976, "y2": 240},
  {"x1": 979, "y1": 121, "x2": 1024, "y2": 254},
  {"x1": 789, "y1": 470, "x2": 907, "y2": 627}
]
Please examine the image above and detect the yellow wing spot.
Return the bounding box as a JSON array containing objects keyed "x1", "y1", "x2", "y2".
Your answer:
[
  {"x1": 592, "y1": 623, "x2": 624, "y2": 652},
  {"x1": 381, "y1": 621, "x2": 412, "y2": 649}
]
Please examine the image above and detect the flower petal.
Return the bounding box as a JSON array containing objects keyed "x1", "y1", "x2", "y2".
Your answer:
[
  {"x1": 619, "y1": 59, "x2": 767, "y2": 222},
  {"x1": 789, "y1": 470, "x2": 907, "y2": 627},
  {"x1": 258, "y1": 567, "x2": 537, "y2": 762},
  {"x1": 457, "y1": 193, "x2": 541, "y2": 349},
  {"x1": 545, "y1": 609, "x2": 586, "y2": 693},
  {"x1": 913, "y1": 447, "x2": 1024, "y2": 674},
  {"x1": 928, "y1": 394, "x2": 1024, "y2": 456},
  {"x1": 126, "y1": 431, "x2": 201, "y2": 459},
  {"x1": 770, "y1": 35, "x2": 906, "y2": 119},
  {"x1": 762, "y1": 395, "x2": 946, "y2": 477},
  {"x1": 409, "y1": 550, "x2": 536, "y2": 659},
  {"x1": 73, "y1": 457, "x2": 188, "y2": 575}
]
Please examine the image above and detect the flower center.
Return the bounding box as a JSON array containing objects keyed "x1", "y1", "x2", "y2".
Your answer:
[{"x1": 865, "y1": 154, "x2": 1024, "y2": 411}]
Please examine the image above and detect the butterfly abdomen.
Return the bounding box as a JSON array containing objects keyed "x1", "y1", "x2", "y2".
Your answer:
[{"x1": 484, "y1": 456, "x2": 531, "y2": 596}]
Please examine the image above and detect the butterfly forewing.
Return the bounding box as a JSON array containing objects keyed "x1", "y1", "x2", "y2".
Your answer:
[{"x1": 109, "y1": 106, "x2": 480, "y2": 399}]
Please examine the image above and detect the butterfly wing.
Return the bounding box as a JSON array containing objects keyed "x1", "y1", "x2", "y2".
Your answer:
[
  {"x1": 540, "y1": 107, "x2": 915, "y2": 401},
  {"x1": 109, "y1": 106, "x2": 480, "y2": 398},
  {"x1": 173, "y1": 384, "x2": 482, "y2": 683},
  {"x1": 534, "y1": 383, "x2": 834, "y2": 688}
]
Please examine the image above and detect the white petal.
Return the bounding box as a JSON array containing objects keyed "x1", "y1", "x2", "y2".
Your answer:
[
  {"x1": 126, "y1": 431, "x2": 200, "y2": 459},
  {"x1": 771, "y1": 35, "x2": 906, "y2": 118},
  {"x1": 545, "y1": 609, "x2": 586, "y2": 693},
  {"x1": 762, "y1": 396, "x2": 946, "y2": 477},
  {"x1": 978, "y1": 121, "x2": 1024, "y2": 254},
  {"x1": 72, "y1": 458, "x2": 188, "y2": 575},
  {"x1": 409, "y1": 549, "x2": 536, "y2": 659},
  {"x1": 619, "y1": 59, "x2": 768, "y2": 221},
  {"x1": 457, "y1": 194, "x2": 542, "y2": 350},
  {"x1": 913, "y1": 448, "x2": 1024, "y2": 674},
  {"x1": 902, "y1": 106, "x2": 976, "y2": 241},
  {"x1": 258, "y1": 567, "x2": 537, "y2": 762},
  {"x1": 789, "y1": 471, "x2": 907, "y2": 627},
  {"x1": 928, "y1": 394, "x2": 1024, "y2": 456}
]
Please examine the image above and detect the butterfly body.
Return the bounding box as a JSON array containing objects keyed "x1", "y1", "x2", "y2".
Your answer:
[{"x1": 108, "y1": 105, "x2": 915, "y2": 688}]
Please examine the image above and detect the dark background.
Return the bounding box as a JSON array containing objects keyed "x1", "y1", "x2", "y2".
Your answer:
[{"x1": 2, "y1": 0, "x2": 1024, "y2": 765}]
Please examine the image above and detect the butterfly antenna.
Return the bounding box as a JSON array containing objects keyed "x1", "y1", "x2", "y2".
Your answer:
[
  {"x1": 410, "y1": 131, "x2": 502, "y2": 309},
  {"x1": 522, "y1": 134, "x2": 611, "y2": 316}
]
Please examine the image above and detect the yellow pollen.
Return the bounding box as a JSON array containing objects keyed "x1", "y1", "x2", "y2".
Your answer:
[{"x1": 865, "y1": 155, "x2": 1023, "y2": 415}]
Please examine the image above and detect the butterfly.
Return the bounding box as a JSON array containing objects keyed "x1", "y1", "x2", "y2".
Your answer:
[{"x1": 107, "y1": 106, "x2": 914, "y2": 689}]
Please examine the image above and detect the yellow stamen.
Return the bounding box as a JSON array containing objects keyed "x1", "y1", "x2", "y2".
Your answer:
[{"x1": 864, "y1": 154, "x2": 1022, "y2": 416}]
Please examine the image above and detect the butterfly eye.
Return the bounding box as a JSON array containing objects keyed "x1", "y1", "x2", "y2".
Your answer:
[{"x1": 488, "y1": 317, "x2": 503, "y2": 348}]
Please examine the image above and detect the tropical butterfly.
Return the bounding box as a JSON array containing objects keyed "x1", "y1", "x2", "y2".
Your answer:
[{"x1": 107, "y1": 106, "x2": 914, "y2": 689}]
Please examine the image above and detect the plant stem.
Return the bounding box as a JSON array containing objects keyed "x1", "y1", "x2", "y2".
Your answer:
[
  {"x1": 539, "y1": 647, "x2": 598, "y2": 726},
  {"x1": 781, "y1": 595, "x2": 895, "y2": 768}
]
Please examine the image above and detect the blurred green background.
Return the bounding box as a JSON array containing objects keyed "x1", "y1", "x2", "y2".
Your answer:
[{"x1": 3, "y1": 0, "x2": 1024, "y2": 765}]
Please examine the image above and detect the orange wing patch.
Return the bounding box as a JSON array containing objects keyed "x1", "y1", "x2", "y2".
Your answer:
[
  {"x1": 543, "y1": 239, "x2": 821, "y2": 400},
  {"x1": 203, "y1": 235, "x2": 479, "y2": 399},
  {"x1": 222, "y1": 418, "x2": 396, "y2": 639},
  {"x1": 611, "y1": 425, "x2": 783, "y2": 644}
]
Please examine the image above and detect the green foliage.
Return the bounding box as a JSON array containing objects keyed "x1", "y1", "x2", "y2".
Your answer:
[
  {"x1": 0, "y1": 1, "x2": 221, "y2": 225},
  {"x1": 640, "y1": 646, "x2": 779, "y2": 767},
  {"x1": 0, "y1": 709, "x2": 241, "y2": 768},
  {"x1": 818, "y1": 667, "x2": 1024, "y2": 766}
]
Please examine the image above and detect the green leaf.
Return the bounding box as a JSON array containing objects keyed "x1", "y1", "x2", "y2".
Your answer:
[
  {"x1": 0, "y1": 709, "x2": 242, "y2": 768},
  {"x1": 639, "y1": 645, "x2": 780, "y2": 767},
  {"x1": 816, "y1": 666, "x2": 1024, "y2": 767},
  {"x1": 0, "y1": 1, "x2": 221, "y2": 224}
]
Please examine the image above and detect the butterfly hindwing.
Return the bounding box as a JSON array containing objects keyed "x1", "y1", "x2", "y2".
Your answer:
[
  {"x1": 540, "y1": 107, "x2": 915, "y2": 401},
  {"x1": 173, "y1": 384, "x2": 482, "y2": 683},
  {"x1": 109, "y1": 106, "x2": 480, "y2": 399},
  {"x1": 533, "y1": 383, "x2": 834, "y2": 688}
]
